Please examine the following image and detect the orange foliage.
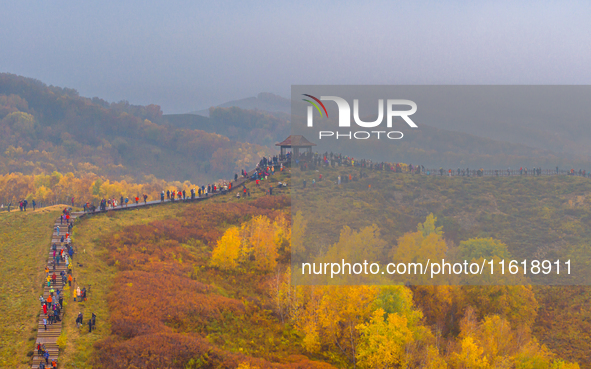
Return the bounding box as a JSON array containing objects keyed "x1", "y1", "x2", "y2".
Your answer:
[
  {"x1": 95, "y1": 332, "x2": 335, "y2": 369},
  {"x1": 109, "y1": 270, "x2": 244, "y2": 337},
  {"x1": 89, "y1": 196, "x2": 322, "y2": 369}
]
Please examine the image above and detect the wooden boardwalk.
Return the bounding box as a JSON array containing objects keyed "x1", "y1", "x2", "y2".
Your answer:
[
  {"x1": 32, "y1": 217, "x2": 76, "y2": 369},
  {"x1": 30, "y1": 163, "x2": 283, "y2": 368}
]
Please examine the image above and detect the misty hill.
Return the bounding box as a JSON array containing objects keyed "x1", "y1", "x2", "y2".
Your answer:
[
  {"x1": 171, "y1": 101, "x2": 591, "y2": 169},
  {"x1": 164, "y1": 106, "x2": 290, "y2": 148},
  {"x1": 294, "y1": 113, "x2": 591, "y2": 170},
  {"x1": 384, "y1": 123, "x2": 591, "y2": 169},
  {"x1": 0, "y1": 73, "x2": 272, "y2": 183},
  {"x1": 438, "y1": 118, "x2": 591, "y2": 161},
  {"x1": 189, "y1": 92, "x2": 290, "y2": 117},
  {"x1": 405, "y1": 86, "x2": 591, "y2": 160}
]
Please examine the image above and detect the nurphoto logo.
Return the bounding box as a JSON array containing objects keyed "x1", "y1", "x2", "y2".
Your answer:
[{"x1": 303, "y1": 94, "x2": 418, "y2": 140}]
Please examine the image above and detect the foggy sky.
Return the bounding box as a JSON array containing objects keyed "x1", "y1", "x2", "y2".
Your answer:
[{"x1": 1, "y1": 0, "x2": 590, "y2": 114}]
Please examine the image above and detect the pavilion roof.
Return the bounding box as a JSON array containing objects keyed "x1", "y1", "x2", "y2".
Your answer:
[{"x1": 275, "y1": 135, "x2": 316, "y2": 147}]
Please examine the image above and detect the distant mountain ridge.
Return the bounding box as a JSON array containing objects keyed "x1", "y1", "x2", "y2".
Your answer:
[
  {"x1": 3, "y1": 72, "x2": 590, "y2": 179},
  {"x1": 0, "y1": 73, "x2": 273, "y2": 182},
  {"x1": 190, "y1": 92, "x2": 290, "y2": 117},
  {"x1": 164, "y1": 106, "x2": 290, "y2": 148},
  {"x1": 196, "y1": 91, "x2": 591, "y2": 163}
]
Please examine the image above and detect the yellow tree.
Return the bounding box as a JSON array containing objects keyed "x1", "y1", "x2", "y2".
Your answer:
[
  {"x1": 460, "y1": 285, "x2": 538, "y2": 329},
  {"x1": 273, "y1": 214, "x2": 291, "y2": 255},
  {"x1": 324, "y1": 224, "x2": 383, "y2": 264},
  {"x1": 241, "y1": 215, "x2": 279, "y2": 272},
  {"x1": 450, "y1": 337, "x2": 490, "y2": 369},
  {"x1": 291, "y1": 211, "x2": 308, "y2": 258},
  {"x1": 394, "y1": 231, "x2": 447, "y2": 265},
  {"x1": 300, "y1": 286, "x2": 378, "y2": 366},
  {"x1": 424, "y1": 346, "x2": 448, "y2": 369},
  {"x1": 210, "y1": 226, "x2": 242, "y2": 271},
  {"x1": 315, "y1": 224, "x2": 385, "y2": 284},
  {"x1": 356, "y1": 308, "x2": 414, "y2": 368},
  {"x1": 417, "y1": 213, "x2": 443, "y2": 237},
  {"x1": 393, "y1": 216, "x2": 447, "y2": 285}
]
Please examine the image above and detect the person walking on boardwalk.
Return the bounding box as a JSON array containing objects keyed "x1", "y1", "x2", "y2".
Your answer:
[
  {"x1": 134, "y1": 196, "x2": 139, "y2": 205},
  {"x1": 43, "y1": 317, "x2": 47, "y2": 331},
  {"x1": 161, "y1": 191, "x2": 165, "y2": 202},
  {"x1": 32, "y1": 199, "x2": 36, "y2": 210},
  {"x1": 125, "y1": 197, "x2": 129, "y2": 207},
  {"x1": 55, "y1": 225, "x2": 60, "y2": 236},
  {"x1": 43, "y1": 303, "x2": 47, "y2": 315},
  {"x1": 143, "y1": 194, "x2": 148, "y2": 204}
]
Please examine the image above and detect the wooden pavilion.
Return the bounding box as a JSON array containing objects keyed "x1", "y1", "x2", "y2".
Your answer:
[{"x1": 275, "y1": 135, "x2": 316, "y2": 156}]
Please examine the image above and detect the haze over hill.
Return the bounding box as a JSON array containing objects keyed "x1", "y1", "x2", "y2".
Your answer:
[
  {"x1": 199, "y1": 89, "x2": 591, "y2": 164},
  {"x1": 0, "y1": 73, "x2": 272, "y2": 183},
  {"x1": 2, "y1": 73, "x2": 590, "y2": 184},
  {"x1": 189, "y1": 92, "x2": 290, "y2": 117},
  {"x1": 164, "y1": 107, "x2": 290, "y2": 148}
]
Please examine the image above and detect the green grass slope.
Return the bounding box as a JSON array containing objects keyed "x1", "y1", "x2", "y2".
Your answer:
[{"x1": 0, "y1": 206, "x2": 66, "y2": 368}]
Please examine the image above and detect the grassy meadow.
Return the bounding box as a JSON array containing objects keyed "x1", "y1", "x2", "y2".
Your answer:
[{"x1": 0, "y1": 206, "x2": 67, "y2": 368}]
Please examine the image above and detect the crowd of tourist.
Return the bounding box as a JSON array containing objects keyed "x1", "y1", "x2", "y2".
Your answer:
[{"x1": 293, "y1": 151, "x2": 591, "y2": 178}]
